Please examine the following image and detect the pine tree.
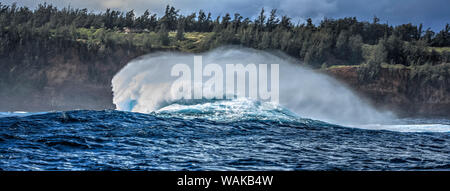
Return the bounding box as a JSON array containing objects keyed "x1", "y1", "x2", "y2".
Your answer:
[
  {"x1": 266, "y1": 9, "x2": 279, "y2": 32},
  {"x1": 158, "y1": 23, "x2": 170, "y2": 46},
  {"x1": 256, "y1": 8, "x2": 266, "y2": 31},
  {"x1": 176, "y1": 19, "x2": 185, "y2": 40}
]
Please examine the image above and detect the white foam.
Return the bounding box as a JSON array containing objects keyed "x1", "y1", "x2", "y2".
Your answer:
[
  {"x1": 355, "y1": 123, "x2": 450, "y2": 133},
  {"x1": 0, "y1": 111, "x2": 46, "y2": 118},
  {"x1": 156, "y1": 97, "x2": 299, "y2": 122}
]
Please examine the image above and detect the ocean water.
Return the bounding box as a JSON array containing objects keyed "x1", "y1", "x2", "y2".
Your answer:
[{"x1": 0, "y1": 99, "x2": 449, "y2": 171}]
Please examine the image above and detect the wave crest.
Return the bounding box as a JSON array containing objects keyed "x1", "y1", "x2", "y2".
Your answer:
[{"x1": 112, "y1": 47, "x2": 394, "y2": 125}]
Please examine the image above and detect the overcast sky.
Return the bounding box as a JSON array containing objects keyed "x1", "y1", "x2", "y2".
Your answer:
[{"x1": 3, "y1": 0, "x2": 449, "y2": 31}]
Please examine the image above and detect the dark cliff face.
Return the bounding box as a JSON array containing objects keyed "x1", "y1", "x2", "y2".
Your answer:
[
  {"x1": 326, "y1": 66, "x2": 450, "y2": 117},
  {"x1": 0, "y1": 46, "x2": 145, "y2": 111}
]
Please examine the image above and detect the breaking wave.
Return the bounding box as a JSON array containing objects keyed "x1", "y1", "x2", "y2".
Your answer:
[{"x1": 112, "y1": 46, "x2": 394, "y2": 125}]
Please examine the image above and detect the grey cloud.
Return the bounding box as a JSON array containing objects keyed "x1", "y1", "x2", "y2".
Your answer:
[{"x1": 3, "y1": 0, "x2": 449, "y2": 31}]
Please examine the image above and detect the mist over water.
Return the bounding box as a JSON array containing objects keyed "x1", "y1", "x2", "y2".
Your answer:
[{"x1": 112, "y1": 46, "x2": 394, "y2": 125}]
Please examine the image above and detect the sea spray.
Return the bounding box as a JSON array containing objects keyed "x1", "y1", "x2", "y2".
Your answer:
[{"x1": 112, "y1": 46, "x2": 394, "y2": 125}]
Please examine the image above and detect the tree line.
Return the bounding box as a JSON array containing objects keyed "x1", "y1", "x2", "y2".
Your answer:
[{"x1": 1, "y1": 3, "x2": 449, "y2": 70}]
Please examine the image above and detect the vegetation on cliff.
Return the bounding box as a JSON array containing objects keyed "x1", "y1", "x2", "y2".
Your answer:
[{"x1": 1, "y1": 3, "x2": 449, "y2": 63}]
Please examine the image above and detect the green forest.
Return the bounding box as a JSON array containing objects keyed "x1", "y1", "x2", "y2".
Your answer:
[{"x1": 1, "y1": 3, "x2": 450, "y2": 84}]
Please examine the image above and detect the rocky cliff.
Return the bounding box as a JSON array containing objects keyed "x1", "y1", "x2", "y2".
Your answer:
[
  {"x1": 326, "y1": 66, "x2": 450, "y2": 117},
  {"x1": 0, "y1": 46, "x2": 143, "y2": 111}
]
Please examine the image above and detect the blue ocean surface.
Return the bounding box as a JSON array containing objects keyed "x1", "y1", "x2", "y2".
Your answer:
[{"x1": 0, "y1": 104, "x2": 449, "y2": 171}]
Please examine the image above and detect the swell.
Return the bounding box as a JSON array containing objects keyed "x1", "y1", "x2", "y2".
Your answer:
[{"x1": 0, "y1": 110, "x2": 448, "y2": 170}]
